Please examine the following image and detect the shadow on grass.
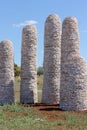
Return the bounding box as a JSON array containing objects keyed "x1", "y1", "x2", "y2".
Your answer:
[
  {"x1": 18, "y1": 103, "x2": 66, "y2": 112},
  {"x1": 39, "y1": 107, "x2": 61, "y2": 111}
]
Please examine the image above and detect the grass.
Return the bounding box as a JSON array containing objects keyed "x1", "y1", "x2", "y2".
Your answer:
[
  {"x1": 0, "y1": 104, "x2": 57, "y2": 130},
  {"x1": 37, "y1": 75, "x2": 43, "y2": 90},
  {"x1": 0, "y1": 104, "x2": 87, "y2": 130},
  {"x1": 61, "y1": 112, "x2": 87, "y2": 129},
  {"x1": 0, "y1": 104, "x2": 46, "y2": 130},
  {"x1": 0, "y1": 75, "x2": 87, "y2": 130},
  {"x1": 14, "y1": 76, "x2": 20, "y2": 103}
]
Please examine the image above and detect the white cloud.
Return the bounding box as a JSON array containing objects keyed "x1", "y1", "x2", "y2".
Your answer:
[{"x1": 13, "y1": 20, "x2": 38, "y2": 28}]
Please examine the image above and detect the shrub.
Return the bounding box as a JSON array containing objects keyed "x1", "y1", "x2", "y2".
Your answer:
[
  {"x1": 14, "y1": 63, "x2": 21, "y2": 77},
  {"x1": 37, "y1": 67, "x2": 43, "y2": 76}
]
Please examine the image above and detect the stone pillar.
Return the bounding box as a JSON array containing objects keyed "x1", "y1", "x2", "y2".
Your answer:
[
  {"x1": 0, "y1": 40, "x2": 14, "y2": 104},
  {"x1": 60, "y1": 17, "x2": 87, "y2": 111},
  {"x1": 42, "y1": 14, "x2": 61, "y2": 104},
  {"x1": 20, "y1": 25, "x2": 38, "y2": 104}
]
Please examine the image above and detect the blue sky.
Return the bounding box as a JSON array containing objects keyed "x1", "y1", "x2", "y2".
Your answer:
[{"x1": 0, "y1": 0, "x2": 87, "y2": 66}]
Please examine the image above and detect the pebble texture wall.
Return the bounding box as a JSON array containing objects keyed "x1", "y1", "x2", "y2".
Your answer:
[
  {"x1": 0, "y1": 40, "x2": 14, "y2": 104},
  {"x1": 42, "y1": 14, "x2": 61, "y2": 104},
  {"x1": 60, "y1": 17, "x2": 87, "y2": 111},
  {"x1": 20, "y1": 25, "x2": 38, "y2": 104}
]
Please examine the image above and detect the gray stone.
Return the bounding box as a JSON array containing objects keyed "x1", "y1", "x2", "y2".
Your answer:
[
  {"x1": 60, "y1": 17, "x2": 87, "y2": 111},
  {"x1": 20, "y1": 25, "x2": 38, "y2": 104},
  {"x1": 0, "y1": 40, "x2": 14, "y2": 104},
  {"x1": 42, "y1": 14, "x2": 61, "y2": 104}
]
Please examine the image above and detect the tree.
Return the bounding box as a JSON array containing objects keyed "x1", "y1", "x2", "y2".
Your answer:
[
  {"x1": 14, "y1": 63, "x2": 21, "y2": 77},
  {"x1": 37, "y1": 67, "x2": 43, "y2": 76}
]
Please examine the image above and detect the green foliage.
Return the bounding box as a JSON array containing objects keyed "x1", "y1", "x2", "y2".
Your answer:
[
  {"x1": 37, "y1": 67, "x2": 43, "y2": 76},
  {"x1": 14, "y1": 63, "x2": 21, "y2": 77}
]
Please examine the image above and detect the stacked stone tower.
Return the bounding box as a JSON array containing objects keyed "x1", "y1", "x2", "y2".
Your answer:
[
  {"x1": 42, "y1": 14, "x2": 61, "y2": 104},
  {"x1": 0, "y1": 40, "x2": 14, "y2": 104},
  {"x1": 60, "y1": 17, "x2": 87, "y2": 110},
  {"x1": 20, "y1": 25, "x2": 38, "y2": 104}
]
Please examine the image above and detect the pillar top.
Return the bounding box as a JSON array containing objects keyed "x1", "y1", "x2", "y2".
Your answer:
[
  {"x1": 0, "y1": 40, "x2": 13, "y2": 44},
  {"x1": 23, "y1": 25, "x2": 36, "y2": 32},
  {"x1": 63, "y1": 16, "x2": 78, "y2": 29}
]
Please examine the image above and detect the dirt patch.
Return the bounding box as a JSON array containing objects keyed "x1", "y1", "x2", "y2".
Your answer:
[
  {"x1": 19, "y1": 103, "x2": 66, "y2": 121},
  {"x1": 13, "y1": 103, "x2": 87, "y2": 121}
]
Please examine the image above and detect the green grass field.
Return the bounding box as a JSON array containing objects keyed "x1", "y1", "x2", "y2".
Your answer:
[
  {"x1": 0, "y1": 76, "x2": 87, "y2": 130},
  {"x1": 0, "y1": 104, "x2": 87, "y2": 130}
]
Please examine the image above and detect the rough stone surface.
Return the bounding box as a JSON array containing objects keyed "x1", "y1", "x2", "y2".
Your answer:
[
  {"x1": 42, "y1": 14, "x2": 61, "y2": 104},
  {"x1": 0, "y1": 40, "x2": 14, "y2": 104},
  {"x1": 20, "y1": 25, "x2": 38, "y2": 104},
  {"x1": 60, "y1": 17, "x2": 87, "y2": 111}
]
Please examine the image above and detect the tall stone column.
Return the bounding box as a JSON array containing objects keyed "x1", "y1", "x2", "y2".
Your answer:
[
  {"x1": 60, "y1": 17, "x2": 87, "y2": 111},
  {"x1": 42, "y1": 14, "x2": 61, "y2": 104},
  {"x1": 20, "y1": 25, "x2": 38, "y2": 104},
  {"x1": 0, "y1": 40, "x2": 14, "y2": 104}
]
